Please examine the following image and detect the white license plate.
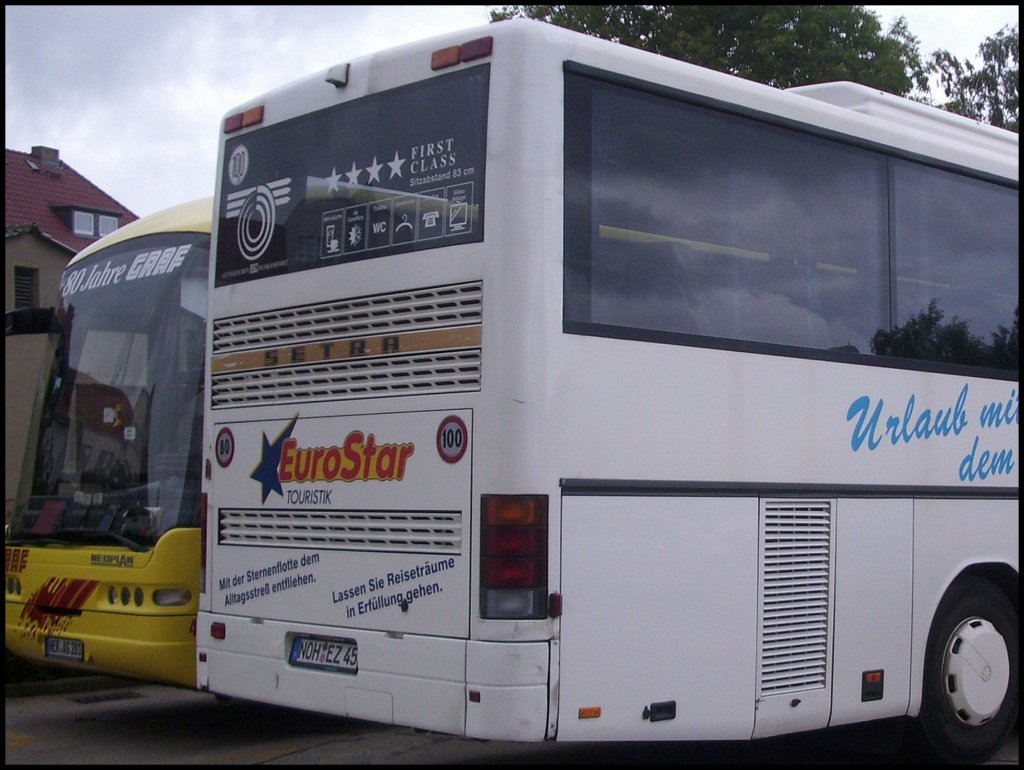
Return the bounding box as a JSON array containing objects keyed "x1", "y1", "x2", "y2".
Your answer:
[
  {"x1": 288, "y1": 635, "x2": 358, "y2": 674},
  {"x1": 45, "y1": 636, "x2": 84, "y2": 662}
]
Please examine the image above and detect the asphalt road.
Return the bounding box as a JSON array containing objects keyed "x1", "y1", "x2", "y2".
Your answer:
[{"x1": 5, "y1": 676, "x2": 1019, "y2": 765}]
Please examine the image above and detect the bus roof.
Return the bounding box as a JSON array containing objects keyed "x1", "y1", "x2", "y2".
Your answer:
[
  {"x1": 68, "y1": 196, "x2": 213, "y2": 268},
  {"x1": 787, "y1": 81, "x2": 1018, "y2": 158},
  {"x1": 223, "y1": 19, "x2": 1017, "y2": 184}
]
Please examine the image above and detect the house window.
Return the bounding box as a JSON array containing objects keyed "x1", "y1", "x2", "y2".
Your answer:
[
  {"x1": 98, "y1": 214, "x2": 119, "y2": 237},
  {"x1": 72, "y1": 210, "x2": 96, "y2": 236},
  {"x1": 70, "y1": 210, "x2": 119, "y2": 238},
  {"x1": 14, "y1": 266, "x2": 39, "y2": 308}
]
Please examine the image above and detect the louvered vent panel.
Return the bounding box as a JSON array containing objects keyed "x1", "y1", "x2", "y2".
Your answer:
[
  {"x1": 213, "y1": 282, "x2": 482, "y2": 351},
  {"x1": 758, "y1": 500, "x2": 832, "y2": 696},
  {"x1": 211, "y1": 281, "x2": 481, "y2": 407},
  {"x1": 219, "y1": 509, "x2": 462, "y2": 553},
  {"x1": 211, "y1": 350, "x2": 481, "y2": 406}
]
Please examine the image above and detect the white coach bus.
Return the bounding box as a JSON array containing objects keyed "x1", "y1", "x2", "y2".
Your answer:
[{"x1": 196, "y1": 19, "x2": 1017, "y2": 763}]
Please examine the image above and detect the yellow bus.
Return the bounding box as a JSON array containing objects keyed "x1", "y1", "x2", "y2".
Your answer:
[{"x1": 6, "y1": 198, "x2": 211, "y2": 687}]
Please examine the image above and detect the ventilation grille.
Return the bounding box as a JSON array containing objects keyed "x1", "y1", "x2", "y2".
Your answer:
[
  {"x1": 213, "y1": 282, "x2": 482, "y2": 352},
  {"x1": 211, "y1": 349, "x2": 481, "y2": 406},
  {"x1": 219, "y1": 509, "x2": 462, "y2": 553},
  {"x1": 211, "y1": 282, "x2": 482, "y2": 407},
  {"x1": 758, "y1": 500, "x2": 832, "y2": 697}
]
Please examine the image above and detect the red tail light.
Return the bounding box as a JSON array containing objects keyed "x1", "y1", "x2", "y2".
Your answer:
[
  {"x1": 480, "y1": 494, "x2": 548, "y2": 619},
  {"x1": 481, "y1": 557, "x2": 546, "y2": 588}
]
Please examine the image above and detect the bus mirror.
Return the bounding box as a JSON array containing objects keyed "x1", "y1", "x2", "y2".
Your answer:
[{"x1": 5, "y1": 307, "x2": 58, "y2": 336}]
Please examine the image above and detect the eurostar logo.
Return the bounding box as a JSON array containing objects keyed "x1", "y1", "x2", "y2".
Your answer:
[{"x1": 250, "y1": 415, "x2": 298, "y2": 503}]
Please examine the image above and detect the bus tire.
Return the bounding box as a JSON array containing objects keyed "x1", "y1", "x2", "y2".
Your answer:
[{"x1": 910, "y1": 576, "x2": 1018, "y2": 764}]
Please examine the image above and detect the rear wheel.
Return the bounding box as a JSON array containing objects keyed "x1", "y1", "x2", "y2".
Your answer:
[{"x1": 911, "y1": 576, "x2": 1018, "y2": 764}]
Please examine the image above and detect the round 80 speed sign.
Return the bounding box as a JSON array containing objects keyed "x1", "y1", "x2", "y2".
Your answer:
[{"x1": 215, "y1": 427, "x2": 235, "y2": 468}]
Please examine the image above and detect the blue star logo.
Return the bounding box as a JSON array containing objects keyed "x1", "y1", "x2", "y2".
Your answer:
[{"x1": 250, "y1": 415, "x2": 298, "y2": 503}]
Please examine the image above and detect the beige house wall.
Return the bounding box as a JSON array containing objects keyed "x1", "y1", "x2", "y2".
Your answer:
[{"x1": 5, "y1": 232, "x2": 71, "y2": 520}]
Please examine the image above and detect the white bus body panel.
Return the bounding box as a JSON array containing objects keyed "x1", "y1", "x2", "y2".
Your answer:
[
  {"x1": 553, "y1": 337, "x2": 1016, "y2": 491},
  {"x1": 828, "y1": 498, "x2": 912, "y2": 728},
  {"x1": 465, "y1": 640, "x2": 552, "y2": 740},
  {"x1": 558, "y1": 496, "x2": 759, "y2": 740},
  {"x1": 206, "y1": 409, "x2": 471, "y2": 637},
  {"x1": 556, "y1": 495, "x2": 930, "y2": 740}
]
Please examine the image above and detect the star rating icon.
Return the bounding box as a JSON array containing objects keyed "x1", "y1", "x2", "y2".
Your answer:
[
  {"x1": 386, "y1": 150, "x2": 406, "y2": 178},
  {"x1": 326, "y1": 167, "x2": 342, "y2": 193},
  {"x1": 366, "y1": 156, "x2": 383, "y2": 183},
  {"x1": 328, "y1": 150, "x2": 408, "y2": 190}
]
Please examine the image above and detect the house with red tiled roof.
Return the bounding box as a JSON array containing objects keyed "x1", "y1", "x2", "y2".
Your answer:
[
  {"x1": 5, "y1": 145, "x2": 138, "y2": 515},
  {"x1": 6, "y1": 145, "x2": 137, "y2": 257}
]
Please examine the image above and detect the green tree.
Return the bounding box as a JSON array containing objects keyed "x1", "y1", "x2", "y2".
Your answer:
[
  {"x1": 929, "y1": 25, "x2": 1019, "y2": 132},
  {"x1": 490, "y1": 5, "x2": 929, "y2": 95},
  {"x1": 990, "y1": 304, "x2": 1019, "y2": 371},
  {"x1": 870, "y1": 299, "x2": 1018, "y2": 370}
]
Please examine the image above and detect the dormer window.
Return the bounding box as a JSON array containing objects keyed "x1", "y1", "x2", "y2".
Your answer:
[
  {"x1": 98, "y1": 214, "x2": 118, "y2": 236},
  {"x1": 71, "y1": 209, "x2": 120, "y2": 238},
  {"x1": 72, "y1": 210, "x2": 95, "y2": 236}
]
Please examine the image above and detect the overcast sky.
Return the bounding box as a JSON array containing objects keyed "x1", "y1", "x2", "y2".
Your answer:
[{"x1": 5, "y1": 5, "x2": 1018, "y2": 219}]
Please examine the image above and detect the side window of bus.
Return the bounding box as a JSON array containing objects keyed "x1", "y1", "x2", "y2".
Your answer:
[
  {"x1": 564, "y1": 72, "x2": 1018, "y2": 372},
  {"x1": 886, "y1": 161, "x2": 1018, "y2": 369}
]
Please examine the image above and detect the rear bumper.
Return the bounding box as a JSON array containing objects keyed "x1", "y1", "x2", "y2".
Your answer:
[
  {"x1": 197, "y1": 612, "x2": 550, "y2": 740},
  {"x1": 5, "y1": 600, "x2": 196, "y2": 688}
]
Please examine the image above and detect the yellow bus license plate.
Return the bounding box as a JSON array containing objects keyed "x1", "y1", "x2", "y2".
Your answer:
[{"x1": 45, "y1": 636, "x2": 84, "y2": 662}]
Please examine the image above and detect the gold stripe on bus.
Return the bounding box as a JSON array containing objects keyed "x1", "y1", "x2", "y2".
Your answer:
[{"x1": 212, "y1": 325, "x2": 482, "y2": 375}]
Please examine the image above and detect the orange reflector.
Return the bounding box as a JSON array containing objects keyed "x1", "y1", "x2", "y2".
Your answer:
[
  {"x1": 481, "y1": 495, "x2": 547, "y2": 526},
  {"x1": 431, "y1": 45, "x2": 461, "y2": 70},
  {"x1": 578, "y1": 706, "x2": 602, "y2": 719},
  {"x1": 861, "y1": 668, "x2": 884, "y2": 701},
  {"x1": 241, "y1": 106, "x2": 264, "y2": 127}
]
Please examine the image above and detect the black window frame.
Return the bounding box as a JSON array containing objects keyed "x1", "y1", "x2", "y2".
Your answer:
[{"x1": 563, "y1": 63, "x2": 1019, "y2": 381}]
